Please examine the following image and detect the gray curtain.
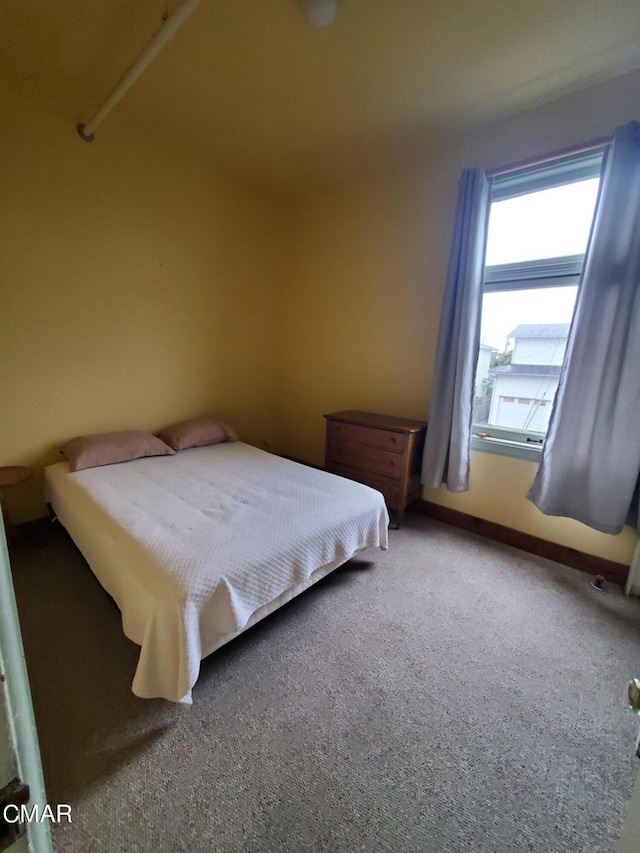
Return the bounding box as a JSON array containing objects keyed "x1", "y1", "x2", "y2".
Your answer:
[
  {"x1": 422, "y1": 168, "x2": 491, "y2": 492},
  {"x1": 528, "y1": 121, "x2": 640, "y2": 535}
]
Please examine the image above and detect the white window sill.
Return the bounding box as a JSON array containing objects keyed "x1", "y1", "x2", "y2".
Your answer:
[{"x1": 471, "y1": 434, "x2": 543, "y2": 462}]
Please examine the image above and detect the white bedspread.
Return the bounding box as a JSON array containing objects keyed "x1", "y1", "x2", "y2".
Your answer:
[{"x1": 44, "y1": 443, "x2": 388, "y2": 704}]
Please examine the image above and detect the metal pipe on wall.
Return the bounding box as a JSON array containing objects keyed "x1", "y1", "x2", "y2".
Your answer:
[{"x1": 77, "y1": 0, "x2": 203, "y2": 141}]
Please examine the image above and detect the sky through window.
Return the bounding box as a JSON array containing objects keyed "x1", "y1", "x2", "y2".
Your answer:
[{"x1": 480, "y1": 178, "x2": 600, "y2": 351}]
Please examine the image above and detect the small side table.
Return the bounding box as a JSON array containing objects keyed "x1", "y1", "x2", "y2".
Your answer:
[{"x1": 0, "y1": 466, "x2": 33, "y2": 545}]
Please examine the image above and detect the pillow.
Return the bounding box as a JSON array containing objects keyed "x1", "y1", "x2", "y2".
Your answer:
[
  {"x1": 62, "y1": 430, "x2": 175, "y2": 472},
  {"x1": 158, "y1": 416, "x2": 239, "y2": 451}
]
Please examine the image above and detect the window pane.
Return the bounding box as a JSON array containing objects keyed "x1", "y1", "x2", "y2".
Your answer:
[
  {"x1": 485, "y1": 179, "x2": 599, "y2": 265},
  {"x1": 474, "y1": 286, "x2": 578, "y2": 435}
]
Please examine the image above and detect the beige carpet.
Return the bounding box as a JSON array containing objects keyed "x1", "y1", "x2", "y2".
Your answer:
[{"x1": 10, "y1": 514, "x2": 640, "y2": 853}]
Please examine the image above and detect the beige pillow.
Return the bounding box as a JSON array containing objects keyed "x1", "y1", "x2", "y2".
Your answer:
[
  {"x1": 159, "y1": 416, "x2": 239, "y2": 451},
  {"x1": 62, "y1": 430, "x2": 175, "y2": 472}
]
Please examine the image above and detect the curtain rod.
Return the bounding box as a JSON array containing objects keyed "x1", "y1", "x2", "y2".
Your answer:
[{"x1": 487, "y1": 135, "x2": 611, "y2": 178}]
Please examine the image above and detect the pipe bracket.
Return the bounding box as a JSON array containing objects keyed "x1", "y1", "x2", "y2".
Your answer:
[{"x1": 77, "y1": 124, "x2": 95, "y2": 142}]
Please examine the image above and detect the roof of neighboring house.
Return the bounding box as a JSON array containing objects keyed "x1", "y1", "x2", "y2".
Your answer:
[
  {"x1": 508, "y1": 323, "x2": 570, "y2": 339},
  {"x1": 490, "y1": 364, "x2": 562, "y2": 376}
]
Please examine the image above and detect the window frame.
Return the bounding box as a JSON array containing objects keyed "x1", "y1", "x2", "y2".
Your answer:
[{"x1": 471, "y1": 148, "x2": 605, "y2": 462}]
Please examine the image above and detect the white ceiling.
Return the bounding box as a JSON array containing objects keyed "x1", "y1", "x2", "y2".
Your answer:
[{"x1": 2, "y1": 0, "x2": 640, "y2": 191}]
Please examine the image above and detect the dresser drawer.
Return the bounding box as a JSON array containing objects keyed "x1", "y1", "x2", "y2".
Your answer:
[
  {"x1": 326, "y1": 420, "x2": 406, "y2": 454},
  {"x1": 326, "y1": 438, "x2": 403, "y2": 480},
  {"x1": 326, "y1": 461, "x2": 401, "y2": 507}
]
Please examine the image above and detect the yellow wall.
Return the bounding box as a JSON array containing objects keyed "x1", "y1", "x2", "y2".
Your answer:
[
  {"x1": 2, "y1": 65, "x2": 638, "y2": 566},
  {"x1": 0, "y1": 78, "x2": 287, "y2": 522},
  {"x1": 280, "y1": 70, "x2": 640, "y2": 566}
]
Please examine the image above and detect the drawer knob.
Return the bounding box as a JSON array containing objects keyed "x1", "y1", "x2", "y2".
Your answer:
[{"x1": 391, "y1": 436, "x2": 396, "y2": 443}]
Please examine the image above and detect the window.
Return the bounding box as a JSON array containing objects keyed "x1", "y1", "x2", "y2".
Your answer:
[{"x1": 472, "y1": 148, "x2": 604, "y2": 461}]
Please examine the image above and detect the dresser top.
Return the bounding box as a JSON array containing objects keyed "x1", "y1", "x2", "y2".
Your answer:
[{"x1": 324, "y1": 410, "x2": 427, "y2": 434}]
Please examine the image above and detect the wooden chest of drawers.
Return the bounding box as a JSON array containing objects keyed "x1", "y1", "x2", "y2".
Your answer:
[{"x1": 323, "y1": 411, "x2": 427, "y2": 527}]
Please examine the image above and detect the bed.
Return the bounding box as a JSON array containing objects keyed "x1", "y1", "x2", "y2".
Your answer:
[{"x1": 44, "y1": 442, "x2": 389, "y2": 704}]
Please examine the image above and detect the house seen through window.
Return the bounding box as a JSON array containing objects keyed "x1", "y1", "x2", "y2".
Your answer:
[{"x1": 472, "y1": 149, "x2": 604, "y2": 459}]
